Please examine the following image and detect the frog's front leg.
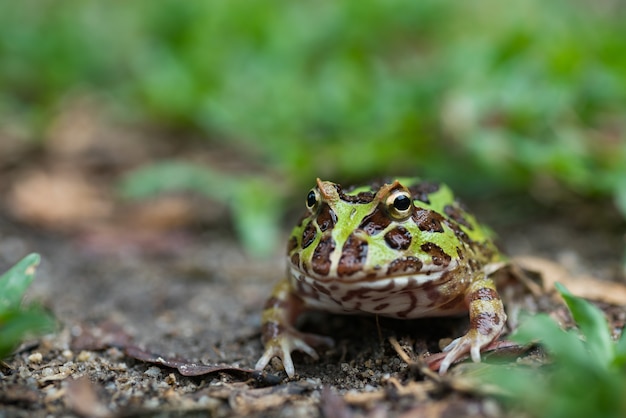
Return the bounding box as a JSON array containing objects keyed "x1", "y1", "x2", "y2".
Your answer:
[
  {"x1": 255, "y1": 279, "x2": 334, "y2": 377},
  {"x1": 438, "y1": 275, "x2": 506, "y2": 374}
]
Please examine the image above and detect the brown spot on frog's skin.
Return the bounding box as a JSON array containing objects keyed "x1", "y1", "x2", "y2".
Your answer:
[
  {"x1": 287, "y1": 236, "x2": 298, "y2": 253},
  {"x1": 444, "y1": 204, "x2": 473, "y2": 230},
  {"x1": 374, "y1": 303, "x2": 390, "y2": 312},
  {"x1": 260, "y1": 322, "x2": 286, "y2": 344},
  {"x1": 443, "y1": 220, "x2": 473, "y2": 245},
  {"x1": 412, "y1": 209, "x2": 445, "y2": 233},
  {"x1": 396, "y1": 292, "x2": 418, "y2": 318},
  {"x1": 421, "y1": 280, "x2": 443, "y2": 303},
  {"x1": 468, "y1": 258, "x2": 481, "y2": 272},
  {"x1": 337, "y1": 233, "x2": 368, "y2": 277},
  {"x1": 471, "y1": 312, "x2": 500, "y2": 336},
  {"x1": 301, "y1": 222, "x2": 317, "y2": 249},
  {"x1": 290, "y1": 252, "x2": 300, "y2": 267},
  {"x1": 408, "y1": 182, "x2": 440, "y2": 204},
  {"x1": 468, "y1": 287, "x2": 499, "y2": 303},
  {"x1": 387, "y1": 256, "x2": 423, "y2": 275},
  {"x1": 338, "y1": 188, "x2": 376, "y2": 204},
  {"x1": 384, "y1": 226, "x2": 412, "y2": 250},
  {"x1": 263, "y1": 296, "x2": 290, "y2": 311},
  {"x1": 312, "y1": 281, "x2": 332, "y2": 295},
  {"x1": 420, "y1": 242, "x2": 452, "y2": 267},
  {"x1": 312, "y1": 235, "x2": 335, "y2": 276},
  {"x1": 341, "y1": 287, "x2": 373, "y2": 302},
  {"x1": 359, "y1": 204, "x2": 391, "y2": 235},
  {"x1": 316, "y1": 203, "x2": 337, "y2": 232}
]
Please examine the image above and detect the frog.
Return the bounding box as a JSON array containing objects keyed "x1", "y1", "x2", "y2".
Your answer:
[{"x1": 255, "y1": 177, "x2": 507, "y2": 377}]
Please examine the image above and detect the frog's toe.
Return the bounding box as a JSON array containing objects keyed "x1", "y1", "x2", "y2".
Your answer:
[
  {"x1": 255, "y1": 332, "x2": 334, "y2": 378},
  {"x1": 439, "y1": 333, "x2": 488, "y2": 374}
]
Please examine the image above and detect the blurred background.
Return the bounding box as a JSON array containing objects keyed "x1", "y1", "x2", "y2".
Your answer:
[{"x1": 1, "y1": 0, "x2": 625, "y2": 257}]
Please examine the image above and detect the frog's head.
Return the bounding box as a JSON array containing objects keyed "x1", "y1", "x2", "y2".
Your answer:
[{"x1": 288, "y1": 178, "x2": 470, "y2": 283}]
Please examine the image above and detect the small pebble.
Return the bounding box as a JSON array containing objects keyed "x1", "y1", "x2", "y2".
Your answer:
[
  {"x1": 143, "y1": 398, "x2": 160, "y2": 409},
  {"x1": 41, "y1": 367, "x2": 55, "y2": 377},
  {"x1": 76, "y1": 351, "x2": 92, "y2": 362},
  {"x1": 28, "y1": 352, "x2": 43, "y2": 364},
  {"x1": 144, "y1": 366, "x2": 161, "y2": 378}
]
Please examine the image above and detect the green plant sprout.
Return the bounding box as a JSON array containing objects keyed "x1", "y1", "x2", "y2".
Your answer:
[
  {"x1": 479, "y1": 283, "x2": 626, "y2": 418},
  {"x1": 0, "y1": 253, "x2": 55, "y2": 359},
  {"x1": 119, "y1": 162, "x2": 283, "y2": 256}
]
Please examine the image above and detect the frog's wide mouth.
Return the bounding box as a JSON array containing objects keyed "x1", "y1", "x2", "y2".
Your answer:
[
  {"x1": 289, "y1": 258, "x2": 458, "y2": 285},
  {"x1": 288, "y1": 262, "x2": 466, "y2": 318}
]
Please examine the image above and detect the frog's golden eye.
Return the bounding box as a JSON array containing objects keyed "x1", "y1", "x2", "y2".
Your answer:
[
  {"x1": 306, "y1": 188, "x2": 320, "y2": 212},
  {"x1": 386, "y1": 190, "x2": 413, "y2": 220}
]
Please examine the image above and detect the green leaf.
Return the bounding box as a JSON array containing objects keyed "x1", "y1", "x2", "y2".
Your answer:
[
  {"x1": 511, "y1": 312, "x2": 590, "y2": 366},
  {"x1": 0, "y1": 253, "x2": 41, "y2": 311},
  {"x1": 119, "y1": 161, "x2": 283, "y2": 256},
  {"x1": 0, "y1": 306, "x2": 55, "y2": 358},
  {"x1": 118, "y1": 161, "x2": 235, "y2": 202},
  {"x1": 614, "y1": 326, "x2": 626, "y2": 368},
  {"x1": 555, "y1": 282, "x2": 613, "y2": 367},
  {"x1": 231, "y1": 180, "x2": 282, "y2": 257}
]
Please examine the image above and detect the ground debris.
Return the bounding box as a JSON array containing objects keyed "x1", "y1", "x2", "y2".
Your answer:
[
  {"x1": 514, "y1": 256, "x2": 626, "y2": 306},
  {"x1": 65, "y1": 376, "x2": 112, "y2": 418},
  {"x1": 125, "y1": 345, "x2": 280, "y2": 385},
  {"x1": 71, "y1": 320, "x2": 134, "y2": 351},
  {"x1": 0, "y1": 384, "x2": 40, "y2": 407}
]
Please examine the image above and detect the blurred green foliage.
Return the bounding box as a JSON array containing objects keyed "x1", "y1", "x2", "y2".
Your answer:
[
  {"x1": 1, "y1": 0, "x2": 625, "y2": 252},
  {"x1": 478, "y1": 283, "x2": 626, "y2": 418},
  {"x1": 0, "y1": 254, "x2": 55, "y2": 359},
  {"x1": 119, "y1": 161, "x2": 282, "y2": 253}
]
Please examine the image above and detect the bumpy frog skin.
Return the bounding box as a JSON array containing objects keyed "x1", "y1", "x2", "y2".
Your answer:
[{"x1": 255, "y1": 178, "x2": 506, "y2": 377}]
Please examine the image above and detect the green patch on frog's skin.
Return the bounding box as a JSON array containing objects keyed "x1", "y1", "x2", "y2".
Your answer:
[{"x1": 257, "y1": 177, "x2": 507, "y2": 377}]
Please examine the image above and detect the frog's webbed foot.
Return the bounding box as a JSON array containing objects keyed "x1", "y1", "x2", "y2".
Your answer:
[
  {"x1": 438, "y1": 276, "x2": 506, "y2": 374},
  {"x1": 255, "y1": 330, "x2": 334, "y2": 378}
]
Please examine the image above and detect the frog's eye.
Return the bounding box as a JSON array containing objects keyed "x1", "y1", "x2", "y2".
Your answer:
[
  {"x1": 386, "y1": 191, "x2": 413, "y2": 220},
  {"x1": 306, "y1": 189, "x2": 320, "y2": 212}
]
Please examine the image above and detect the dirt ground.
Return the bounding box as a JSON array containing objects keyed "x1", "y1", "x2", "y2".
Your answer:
[{"x1": 0, "y1": 129, "x2": 625, "y2": 417}]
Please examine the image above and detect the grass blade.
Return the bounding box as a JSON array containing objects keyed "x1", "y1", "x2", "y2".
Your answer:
[
  {"x1": 0, "y1": 253, "x2": 41, "y2": 311},
  {"x1": 555, "y1": 282, "x2": 613, "y2": 367}
]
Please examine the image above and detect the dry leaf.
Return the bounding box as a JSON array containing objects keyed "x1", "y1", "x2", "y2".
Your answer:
[
  {"x1": 514, "y1": 256, "x2": 626, "y2": 306},
  {"x1": 71, "y1": 321, "x2": 133, "y2": 351},
  {"x1": 65, "y1": 376, "x2": 111, "y2": 418},
  {"x1": 124, "y1": 345, "x2": 280, "y2": 385},
  {"x1": 8, "y1": 169, "x2": 112, "y2": 229}
]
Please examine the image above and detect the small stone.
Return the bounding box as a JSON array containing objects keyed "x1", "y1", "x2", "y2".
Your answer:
[
  {"x1": 28, "y1": 352, "x2": 43, "y2": 364},
  {"x1": 165, "y1": 373, "x2": 176, "y2": 385},
  {"x1": 197, "y1": 395, "x2": 221, "y2": 408},
  {"x1": 143, "y1": 398, "x2": 160, "y2": 409},
  {"x1": 144, "y1": 366, "x2": 161, "y2": 378},
  {"x1": 41, "y1": 367, "x2": 55, "y2": 377},
  {"x1": 76, "y1": 351, "x2": 92, "y2": 362},
  {"x1": 61, "y1": 350, "x2": 74, "y2": 360}
]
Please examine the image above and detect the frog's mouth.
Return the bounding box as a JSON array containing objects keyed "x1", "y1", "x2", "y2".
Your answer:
[
  {"x1": 290, "y1": 258, "x2": 459, "y2": 285},
  {"x1": 288, "y1": 260, "x2": 465, "y2": 318}
]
